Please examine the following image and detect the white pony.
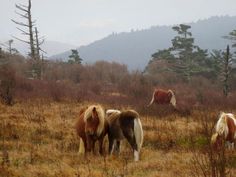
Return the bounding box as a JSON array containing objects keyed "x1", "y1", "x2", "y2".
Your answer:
[{"x1": 211, "y1": 112, "x2": 236, "y2": 149}]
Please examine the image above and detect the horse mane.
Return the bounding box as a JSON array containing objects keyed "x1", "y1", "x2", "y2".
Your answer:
[
  {"x1": 211, "y1": 133, "x2": 219, "y2": 145},
  {"x1": 212, "y1": 112, "x2": 236, "y2": 145},
  {"x1": 106, "y1": 109, "x2": 121, "y2": 117},
  {"x1": 215, "y1": 111, "x2": 235, "y2": 138},
  {"x1": 216, "y1": 112, "x2": 227, "y2": 135},
  {"x1": 168, "y1": 89, "x2": 176, "y2": 107},
  {"x1": 84, "y1": 105, "x2": 105, "y2": 136}
]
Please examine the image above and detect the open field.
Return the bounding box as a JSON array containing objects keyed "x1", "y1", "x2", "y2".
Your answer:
[{"x1": 0, "y1": 100, "x2": 236, "y2": 177}]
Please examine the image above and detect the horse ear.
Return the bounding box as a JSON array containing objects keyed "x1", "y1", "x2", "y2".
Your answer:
[{"x1": 92, "y1": 107, "x2": 97, "y2": 118}]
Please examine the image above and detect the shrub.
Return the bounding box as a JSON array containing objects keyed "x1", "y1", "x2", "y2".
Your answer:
[{"x1": 0, "y1": 66, "x2": 16, "y2": 105}]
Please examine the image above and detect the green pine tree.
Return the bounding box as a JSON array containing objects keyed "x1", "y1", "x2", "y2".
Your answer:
[
  {"x1": 171, "y1": 24, "x2": 208, "y2": 81},
  {"x1": 68, "y1": 49, "x2": 83, "y2": 64}
]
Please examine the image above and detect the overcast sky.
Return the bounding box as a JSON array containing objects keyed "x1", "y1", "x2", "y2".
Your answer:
[{"x1": 1, "y1": 0, "x2": 236, "y2": 46}]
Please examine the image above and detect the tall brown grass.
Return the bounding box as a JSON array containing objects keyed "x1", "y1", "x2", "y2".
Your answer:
[{"x1": 0, "y1": 100, "x2": 235, "y2": 177}]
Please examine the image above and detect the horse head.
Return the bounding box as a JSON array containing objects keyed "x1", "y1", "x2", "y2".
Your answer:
[
  {"x1": 84, "y1": 105, "x2": 105, "y2": 136},
  {"x1": 168, "y1": 90, "x2": 176, "y2": 108}
]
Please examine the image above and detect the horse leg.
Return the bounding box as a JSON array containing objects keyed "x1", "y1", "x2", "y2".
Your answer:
[
  {"x1": 91, "y1": 140, "x2": 96, "y2": 154},
  {"x1": 84, "y1": 140, "x2": 88, "y2": 154},
  {"x1": 108, "y1": 135, "x2": 115, "y2": 155},
  {"x1": 124, "y1": 132, "x2": 139, "y2": 161},
  {"x1": 115, "y1": 140, "x2": 121, "y2": 155},
  {"x1": 230, "y1": 142, "x2": 234, "y2": 150},
  {"x1": 79, "y1": 137, "x2": 85, "y2": 154},
  {"x1": 86, "y1": 135, "x2": 92, "y2": 153},
  {"x1": 98, "y1": 137, "x2": 104, "y2": 155}
]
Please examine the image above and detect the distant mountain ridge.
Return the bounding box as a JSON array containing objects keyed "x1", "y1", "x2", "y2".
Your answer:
[{"x1": 51, "y1": 16, "x2": 236, "y2": 70}]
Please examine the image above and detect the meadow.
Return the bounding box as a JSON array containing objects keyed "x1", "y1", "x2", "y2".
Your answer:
[
  {"x1": 1, "y1": 53, "x2": 236, "y2": 176},
  {"x1": 0, "y1": 99, "x2": 235, "y2": 177}
]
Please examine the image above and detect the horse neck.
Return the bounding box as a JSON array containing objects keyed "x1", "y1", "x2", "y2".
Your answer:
[
  {"x1": 227, "y1": 113, "x2": 236, "y2": 125},
  {"x1": 226, "y1": 114, "x2": 236, "y2": 133}
]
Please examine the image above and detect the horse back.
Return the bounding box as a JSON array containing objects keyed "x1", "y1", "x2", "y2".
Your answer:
[
  {"x1": 154, "y1": 89, "x2": 172, "y2": 103},
  {"x1": 106, "y1": 113, "x2": 123, "y2": 139},
  {"x1": 119, "y1": 110, "x2": 139, "y2": 135}
]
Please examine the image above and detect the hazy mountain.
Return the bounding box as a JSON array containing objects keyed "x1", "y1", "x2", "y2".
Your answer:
[
  {"x1": 0, "y1": 40, "x2": 76, "y2": 57},
  {"x1": 52, "y1": 16, "x2": 236, "y2": 70}
]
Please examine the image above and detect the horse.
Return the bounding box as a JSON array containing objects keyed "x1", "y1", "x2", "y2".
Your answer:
[
  {"x1": 147, "y1": 88, "x2": 176, "y2": 108},
  {"x1": 105, "y1": 109, "x2": 143, "y2": 161},
  {"x1": 75, "y1": 105, "x2": 108, "y2": 155},
  {"x1": 211, "y1": 112, "x2": 236, "y2": 150}
]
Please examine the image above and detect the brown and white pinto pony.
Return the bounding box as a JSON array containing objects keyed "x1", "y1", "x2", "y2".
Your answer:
[
  {"x1": 75, "y1": 105, "x2": 108, "y2": 155},
  {"x1": 211, "y1": 112, "x2": 236, "y2": 150},
  {"x1": 106, "y1": 109, "x2": 143, "y2": 161},
  {"x1": 147, "y1": 88, "x2": 176, "y2": 108}
]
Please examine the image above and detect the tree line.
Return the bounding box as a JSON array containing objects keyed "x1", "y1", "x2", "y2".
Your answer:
[
  {"x1": 1, "y1": 0, "x2": 236, "y2": 106},
  {"x1": 145, "y1": 24, "x2": 236, "y2": 96}
]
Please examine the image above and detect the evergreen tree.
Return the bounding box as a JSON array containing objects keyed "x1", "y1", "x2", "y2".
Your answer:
[
  {"x1": 68, "y1": 49, "x2": 83, "y2": 64},
  {"x1": 146, "y1": 24, "x2": 209, "y2": 82},
  {"x1": 151, "y1": 49, "x2": 174, "y2": 61},
  {"x1": 145, "y1": 49, "x2": 175, "y2": 74},
  {"x1": 170, "y1": 24, "x2": 208, "y2": 81}
]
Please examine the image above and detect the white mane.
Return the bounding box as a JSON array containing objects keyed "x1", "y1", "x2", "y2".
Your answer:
[
  {"x1": 106, "y1": 109, "x2": 121, "y2": 116},
  {"x1": 215, "y1": 112, "x2": 236, "y2": 138},
  {"x1": 168, "y1": 89, "x2": 176, "y2": 108}
]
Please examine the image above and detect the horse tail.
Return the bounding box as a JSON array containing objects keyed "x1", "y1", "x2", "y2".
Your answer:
[
  {"x1": 79, "y1": 138, "x2": 85, "y2": 154},
  {"x1": 147, "y1": 91, "x2": 155, "y2": 107},
  {"x1": 134, "y1": 118, "x2": 143, "y2": 152}
]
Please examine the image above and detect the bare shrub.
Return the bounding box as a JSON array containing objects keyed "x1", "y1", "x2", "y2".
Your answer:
[
  {"x1": 190, "y1": 111, "x2": 232, "y2": 177},
  {"x1": 0, "y1": 66, "x2": 16, "y2": 105}
]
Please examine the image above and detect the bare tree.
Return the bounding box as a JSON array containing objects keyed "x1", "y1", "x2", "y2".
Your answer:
[
  {"x1": 0, "y1": 40, "x2": 18, "y2": 54},
  {"x1": 12, "y1": 0, "x2": 36, "y2": 59},
  {"x1": 6, "y1": 40, "x2": 13, "y2": 54},
  {"x1": 222, "y1": 45, "x2": 232, "y2": 97},
  {"x1": 12, "y1": 0, "x2": 45, "y2": 79},
  {"x1": 34, "y1": 27, "x2": 46, "y2": 79}
]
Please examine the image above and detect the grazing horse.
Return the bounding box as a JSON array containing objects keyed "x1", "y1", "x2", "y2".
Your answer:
[
  {"x1": 75, "y1": 105, "x2": 108, "y2": 155},
  {"x1": 147, "y1": 88, "x2": 176, "y2": 108},
  {"x1": 106, "y1": 109, "x2": 143, "y2": 161},
  {"x1": 211, "y1": 112, "x2": 236, "y2": 150}
]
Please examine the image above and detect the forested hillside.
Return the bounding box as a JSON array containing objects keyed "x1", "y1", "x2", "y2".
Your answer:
[{"x1": 52, "y1": 16, "x2": 236, "y2": 69}]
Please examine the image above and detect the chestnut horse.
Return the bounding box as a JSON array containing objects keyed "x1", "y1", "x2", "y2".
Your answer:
[
  {"x1": 211, "y1": 112, "x2": 236, "y2": 150},
  {"x1": 106, "y1": 109, "x2": 143, "y2": 161},
  {"x1": 147, "y1": 88, "x2": 176, "y2": 108},
  {"x1": 75, "y1": 105, "x2": 108, "y2": 154}
]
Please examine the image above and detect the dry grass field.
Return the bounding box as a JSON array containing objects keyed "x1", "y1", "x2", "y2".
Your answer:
[{"x1": 0, "y1": 100, "x2": 235, "y2": 177}]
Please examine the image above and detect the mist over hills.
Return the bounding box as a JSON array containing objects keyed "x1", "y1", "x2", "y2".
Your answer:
[
  {"x1": 0, "y1": 39, "x2": 76, "y2": 58},
  {"x1": 53, "y1": 16, "x2": 236, "y2": 70}
]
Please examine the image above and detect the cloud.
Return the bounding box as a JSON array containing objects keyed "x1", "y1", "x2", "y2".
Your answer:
[{"x1": 79, "y1": 19, "x2": 115, "y2": 28}]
